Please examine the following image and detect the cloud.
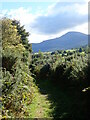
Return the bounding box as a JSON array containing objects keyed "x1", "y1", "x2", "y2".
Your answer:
[
  {"x1": 29, "y1": 33, "x2": 51, "y2": 43},
  {"x1": 29, "y1": 22, "x2": 88, "y2": 43},
  {"x1": 5, "y1": 7, "x2": 35, "y2": 25},
  {"x1": 73, "y1": 22, "x2": 88, "y2": 34},
  {"x1": 1, "y1": 1, "x2": 88, "y2": 43},
  {"x1": 30, "y1": 2, "x2": 88, "y2": 35}
]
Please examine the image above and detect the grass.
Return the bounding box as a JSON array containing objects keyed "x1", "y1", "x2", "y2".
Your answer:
[
  {"x1": 27, "y1": 82, "x2": 53, "y2": 118},
  {"x1": 26, "y1": 79, "x2": 88, "y2": 119}
]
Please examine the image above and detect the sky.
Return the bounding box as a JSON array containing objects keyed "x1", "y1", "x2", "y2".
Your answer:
[{"x1": 0, "y1": 0, "x2": 88, "y2": 43}]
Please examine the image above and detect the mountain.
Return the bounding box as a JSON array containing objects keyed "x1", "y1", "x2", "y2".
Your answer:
[{"x1": 32, "y1": 32, "x2": 88, "y2": 52}]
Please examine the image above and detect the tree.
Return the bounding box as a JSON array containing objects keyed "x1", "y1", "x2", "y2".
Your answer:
[
  {"x1": 79, "y1": 47, "x2": 82, "y2": 52},
  {"x1": 12, "y1": 20, "x2": 32, "y2": 52},
  {"x1": 2, "y1": 18, "x2": 26, "y2": 70},
  {"x1": 1, "y1": 18, "x2": 33, "y2": 118},
  {"x1": 2, "y1": 18, "x2": 21, "y2": 47},
  {"x1": 38, "y1": 50, "x2": 43, "y2": 59}
]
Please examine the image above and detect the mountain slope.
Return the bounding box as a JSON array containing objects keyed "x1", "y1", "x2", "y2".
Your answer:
[{"x1": 32, "y1": 32, "x2": 88, "y2": 52}]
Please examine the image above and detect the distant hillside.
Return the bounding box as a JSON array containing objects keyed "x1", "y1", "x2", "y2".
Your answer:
[{"x1": 32, "y1": 32, "x2": 88, "y2": 52}]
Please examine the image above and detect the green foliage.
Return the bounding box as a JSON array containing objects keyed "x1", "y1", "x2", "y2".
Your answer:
[
  {"x1": 2, "y1": 19, "x2": 21, "y2": 48},
  {"x1": 2, "y1": 64, "x2": 33, "y2": 118},
  {"x1": 1, "y1": 18, "x2": 33, "y2": 118},
  {"x1": 31, "y1": 48, "x2": 88, "y2": 88},
  {"x1": 1, "y1": 17, "x2": 89, "y2": 119},
  {"x1": 30, "y1": 47, "x2": 89, "y2": 119},
  {"x1": 38, "y1": 50, "x2": 44, "y2": 59},
  {"x1": 12, "y1": 20, "x2": 32, "y2": 52},
  {"x1": 39, "y1": 63, "x2": 51, "y2": 79}
]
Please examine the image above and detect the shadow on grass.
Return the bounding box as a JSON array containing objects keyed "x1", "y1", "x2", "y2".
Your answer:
[{"x1": 35, "y1": 78, "x2": 88, "y2": 119}]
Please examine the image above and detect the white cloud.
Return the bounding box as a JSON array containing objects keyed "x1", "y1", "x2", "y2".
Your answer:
[
  {"x1": 7, "y1": 7, "x2": 35, "y2": 25},
  {"x1": 46, "y1": 1, "x2": 88, "y2": 16},
  {"x1": 73, "y1": 22, "x2": 88, "y2": 34},
  {"x1": 29, "y1": 33, "x2": 50, "y2": 43},
  {"x1": 30, "y1": 2, "x2": 87, "y2": 36},
  {"x1": 75, "y1": 3, "x2": 88, "y2": 15},
  {"x1": 1, "y1": 1, "x2": 88, "y2": 43},
  {"x1": 29, "y1": 22, "x2": 88, "y2": 43}
]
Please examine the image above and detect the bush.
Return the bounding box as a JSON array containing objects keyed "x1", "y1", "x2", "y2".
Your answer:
[
  {"x1": 1, "y1": 18, "x2": 33, "y2": 118},
  {"x1": 39, "y1": 63, "x2": 51, "y2": 79},
  {"x1": 2, "y1": 60, "x2": 33, "y2": 118}
]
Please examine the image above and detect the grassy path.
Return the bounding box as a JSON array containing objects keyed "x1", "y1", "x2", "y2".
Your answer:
[
  {"x1": 28, "y1": 83, "x2": 53, "y2": 118},
  {"x1": 27, "y1": 79, "x2": 87, "y2": 119}
]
